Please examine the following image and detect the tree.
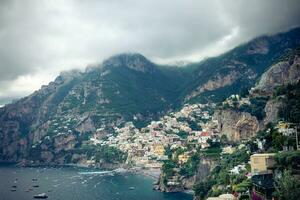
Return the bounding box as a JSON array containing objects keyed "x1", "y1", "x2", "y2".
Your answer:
[
  {"x1": 274, "y1": 170, "x2": 300, "y2": 200},
  {"x1": 207, "y1": 138, "x2": 221, "y2": 148},
  {"x1": 220, "y1": 135, "x2": 228, "y2": 145},
  {"x1": 193, "y1": 181, "x2": 212, "y2": 199}
]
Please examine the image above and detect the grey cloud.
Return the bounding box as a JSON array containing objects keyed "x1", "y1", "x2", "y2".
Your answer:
[{"x1": 0, "y1": 0, "x2": 300, "y2": 104}]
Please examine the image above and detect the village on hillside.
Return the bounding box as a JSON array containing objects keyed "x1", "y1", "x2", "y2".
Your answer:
[{"x1": 84, "y1": 94, "x2": 300, "y2": 200}]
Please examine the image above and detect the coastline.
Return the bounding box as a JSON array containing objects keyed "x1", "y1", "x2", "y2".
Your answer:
[
  {"x1": 0, "y1": 162, "x2": 193, "y2": 196},
  {"x1": 130, "y1": 167, "x2": 161, "y2": 180}
]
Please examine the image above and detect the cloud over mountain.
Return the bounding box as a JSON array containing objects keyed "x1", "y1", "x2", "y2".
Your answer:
[{"x1": 0, "y1": 0, "x2": 300, "y2": 104}]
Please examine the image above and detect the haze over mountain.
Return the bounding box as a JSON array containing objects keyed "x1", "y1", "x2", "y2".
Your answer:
[{"x1": 1, "y1": 0, "x2": 300, "y2": 105}]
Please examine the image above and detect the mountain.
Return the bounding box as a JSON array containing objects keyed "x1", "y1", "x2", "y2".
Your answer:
[
  {"x1": 183, "y1": 27, "x2": 300, "y2": 102},
  {"x1": 0, "y1": 27, "x2": 300, "y2": 162}
]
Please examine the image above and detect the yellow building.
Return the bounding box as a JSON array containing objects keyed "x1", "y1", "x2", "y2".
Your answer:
[
  {"x1": 153, "y1": 145, "x2": 165, "y2": 156},
  {"x1": 178, "y1": 154, "x2": 190, "y2": 164},
  {"x1": 250, "y1": 153, "x2": 276, "y2": 174},
  {"x1": 278, "y1": 121, "x2": 288, "y2": 129}
]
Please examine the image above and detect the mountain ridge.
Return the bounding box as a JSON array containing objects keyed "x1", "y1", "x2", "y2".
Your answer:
[{"x1": 0, "y1": 27, "x2": 300, "y2": 162}]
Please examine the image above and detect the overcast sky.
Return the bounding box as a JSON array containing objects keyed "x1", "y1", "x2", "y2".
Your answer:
[{"x1": 0, "y1": 0, "x2": 300, "y2": 106}]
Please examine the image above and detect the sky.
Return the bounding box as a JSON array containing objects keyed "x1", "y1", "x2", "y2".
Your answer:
[{"x1": 0, "y1": 0, "x2": 300, "y2": 106}]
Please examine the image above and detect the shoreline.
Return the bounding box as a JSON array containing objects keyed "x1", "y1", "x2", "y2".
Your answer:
[
  {"x1": 130, "y1": 167, "x2": 161, "y2": 180},
  {"x1": 0, "y1": 163, "x2": 193, "y2": 195}
]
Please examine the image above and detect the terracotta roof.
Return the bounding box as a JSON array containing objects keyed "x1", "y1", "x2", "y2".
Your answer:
[{"x1": 200, "y1": 132, "x2": 211, "y2": 137}]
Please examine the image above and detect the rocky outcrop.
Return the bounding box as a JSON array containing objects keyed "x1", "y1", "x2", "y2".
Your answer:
[
  {"x1": 246, "y1": 37, "x2": 269, "y2": 55},
  {"x1": 103, "y1": 53, "x2": 157, "y2": 73},
  {"x1": 186, "y1": 71, "x2": 241, "y2": 101},
  {"x1": 53, "y1": 134, "x2": 77, "y2": 153},
  {"x1": 155, "y1": 173, "x2": 185, "y2": 192},
  {"x1": 75, "y1": 116, "x2": 96, "y2": 133},
  {"x1": 195, "y1": 157, "x2": 217, "y2": 182},
  {"x1": 186, "y1": 67, "x2": 257, "y2": 101},
  {"x1": 155, "y1": 157, "x2": 216, "y2": 193},
  {"x1": 263, "y1": 98, "x2": 283, "y2": 125},
  {"x1": 40, "y1": 151, "x2": 54, "y2": 163},
  {"x1": 252, "y1": 55, "x2": 300, "y2": 96},
  {"x1": 213, "y1": 109, "x2": 259, "y2": 141}
]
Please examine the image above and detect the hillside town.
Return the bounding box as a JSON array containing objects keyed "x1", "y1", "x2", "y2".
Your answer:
[
  {"x1": 90, "y1": 103, "x2": 217, "y2": 169},
  {"x1": 85, "y1": 95, "x2": 300, "y2": 200}
]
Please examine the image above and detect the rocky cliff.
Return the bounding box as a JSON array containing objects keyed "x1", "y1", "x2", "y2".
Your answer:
[
  {"x1": 155, "y1": 157, "x2": 217, "y2": 192},
  {"x1": 252, "y1": 55, "x2": 300, "y2": 96},
  {"x1": 213, "y1": 109, "x2": 260, "y2": 141},
  {"x1": 213, "y1": 50, "x2": 300, "y2": 141},
  {"x1": 263, "y1": 99, "x2": 283, "y2": 126}
]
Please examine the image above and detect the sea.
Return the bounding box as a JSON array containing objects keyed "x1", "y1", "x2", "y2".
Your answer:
[{"x1": 0, "y1": 164, "x2": 192, "y2": 200}]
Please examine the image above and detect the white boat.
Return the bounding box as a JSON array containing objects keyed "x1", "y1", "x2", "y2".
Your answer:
[{"x1": 33, "y1": 193, "x2": 48, "y2": 199}]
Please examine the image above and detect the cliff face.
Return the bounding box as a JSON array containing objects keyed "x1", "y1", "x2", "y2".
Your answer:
[
  {"x1": 252, "y1": 55, "x2": 300, "y2": 96},
  {"x1": 156, "y1": 157, "x2": 216, "y2": 192},
  {"x1": 249, "y1": 53, "x2": 300, "y2": 125},
  {"x1": 213, "y1": 109, "x2": 259, "y2": 141},
  {"x1": 263, "y1": 99, "x2": 283, "y2": 126},
  {"x1": 186, "y1": 70, "x2": 250, "y2": 101}
]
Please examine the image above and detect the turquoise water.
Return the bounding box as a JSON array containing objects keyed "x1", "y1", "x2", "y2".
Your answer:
[{"x1": 0, "y1": 165, "x2": 192, "y2": 200}]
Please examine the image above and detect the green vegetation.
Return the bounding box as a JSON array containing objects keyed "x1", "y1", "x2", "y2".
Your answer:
[
  {"x1": 275, "y1": 151, "x2": 300, "y2": 171},
  {"x1": 162, "y1": 160, "x2": 177, "y2": 178},
  {"x1": 179, "y1": 153, "x2": 201, "y2": 177},
  {"x1": 257, "y1": 123, "x2": 296, "y2": 151},
  {"x1": 161, "y1": 147, "x2": 201, "y2": 184},
  {"x1": 275, "y1": 46, "x2": 300, "y2": 63},
  {"x1": 274, "y1": 170, "x2": 300, "y2": 200},
  {"x1": 94, "y1": 145, "x2": 127, "y2": 163},
  {"x1": 176, "y1": 130, "x2": 188, "y2": 139},
  {"x1": 187, "y1": 120, "x2": 201, "y2": 131},
  {"x1": 238, "y1": 96, "x2": 269, "y2": 120},
  {"x1": 234, "y1": 179, "x2": 251, "y2": 193},
  {"x1": 76, "y1": 144, "x2": 127, "y2": 164},
  {"x1": 193, "y1": 181, "x2": 213, "y2": 199},
  {"x1": 276, "y1": 81, "x2": 300, "y2": 123},
  {"x1": 50, "y1": 78, "x2": 78, "y2": 108},
  {"x1": 201, "y1": 147, "x2": 222, "y2": 158},
  {"x1": 193, "y1": 147, "x2": 250, "y2": 199}
]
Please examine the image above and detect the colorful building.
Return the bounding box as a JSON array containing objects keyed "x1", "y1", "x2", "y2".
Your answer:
[{"x1": 250, "y1": 153, "x2": 276, "y2": 175}]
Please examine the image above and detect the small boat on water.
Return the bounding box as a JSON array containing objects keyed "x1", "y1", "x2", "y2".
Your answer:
[
  {"x1": 32, "y1": 178, "x2": 38, "y2": 181},
  {"x1": 33, "y1": 193, "x2": 48, "y2": 199},
  {"x1": 12, "y1": 185, "x2": 17, "y2": 188},
  {"x1": 129, "y1": 186, "x2": 135, "y2": 190},
  {"x1": 33, "y1": 185, "x2": 39, "y2": 188},
  {"x1": 11, "y1": 189, "x2": 17, "y2": 192}
]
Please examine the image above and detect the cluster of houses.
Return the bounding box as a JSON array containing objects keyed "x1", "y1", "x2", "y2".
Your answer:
[{"x1": 89, "y1": 103, "x2": 217, "y2": 168}]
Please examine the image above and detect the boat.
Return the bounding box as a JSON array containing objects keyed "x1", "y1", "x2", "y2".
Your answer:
[
  {"x1": 129, "y1": 186, "x2": 135, "y2": 190},
  {"x1": 33, "y1": 185, "x2": 39, "y2": 187},
  {"x1": 33, "y1": 193, "x2": 48, "y2": 199}
]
